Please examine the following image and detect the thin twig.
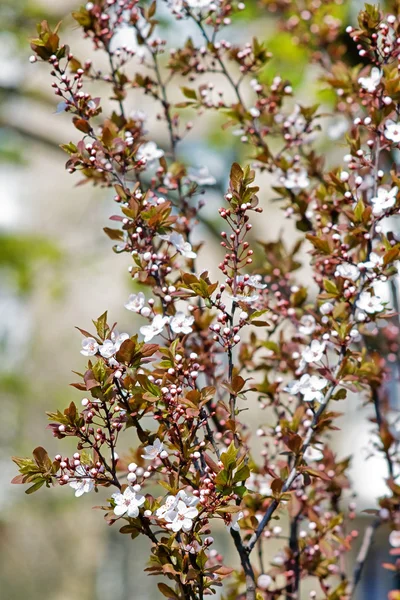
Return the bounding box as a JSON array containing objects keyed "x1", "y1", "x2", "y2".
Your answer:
[
  {"x1": 246, "y1": 348, "x2": 345, "y2": 553},
  {"x1": 347, "y1": 518, "x2": 380, "y2": 598}
]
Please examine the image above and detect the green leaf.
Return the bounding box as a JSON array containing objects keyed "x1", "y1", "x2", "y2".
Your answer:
[
  {"x1": 323, "y1": 279, "x2": 338, "y2": 295},
  {"x1": 220, "y1": 441, "x2": 239, "y2": 470},
  {"x1": 233, "y1": 465, "x2": 250, "y2": 483},
  {"x1": 137, "y1": 374, "x2": 161, "y2": 398},
  {"x1": 181, "y1": 86, "x2": 197, "y2": 100},
  {"x1": 354, "y1": 198, "x2": 365, "y2": 222},
  {"x1": 196, "y1": 549, "x2": 208, "y2": 570},
  {"x1": 93, "y1": 311, "x2": 108, "y2": 340},
  {"x1": 25, "y1": 480, "x2": 45, "y2": 494},
  {"x1": 157, "y1": 583, "x2": 179, "y2": 599},
  {"x1": 103, "y1": 227, "x2": 124, "y2": 241}
]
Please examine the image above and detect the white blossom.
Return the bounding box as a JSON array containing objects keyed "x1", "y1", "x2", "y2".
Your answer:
[
  {"x1": 159, "y1": 232, "x2": 197, "y2": 259},
  {"x1": 249, "y1": 106, "x2": 260, "y2": 118},
  {"x1": 113, "y1": 332, "x2": 129, "y2": 348},
  {"x1": 358, "y1": 67, "x2": 382, "y2": 92},
  {"x1": 130, "y1": 109, "x2": 147, "y2": 122},
  {"x1": 285, "y1": 374, "x2": 328, "y2": 402},
  {"x1": 236, "y1": 274, "x2": 267, "y2": 289},
  {"x1": 389, "y1": 530, "x2": 400, "y2": 548},
  {"x1": 142, "y1": 438, "x2": 164, "y2": 460},
  {"x1": 156, "y1": 490, "x2": 198, "y2": 519},
  {"x1": 69, "y1": 465, "x2": 94, "y2": 497},
  {"x1": 370, "y1": 186, "x2": 398, "y2": 216},
  {"x1": 301, "y1": 340, "x2": 326, "y2": 364},
  {"x1": 164, "y1": 500, "x2": 199, "y2": 532},
  {"x1": 281, "y1": 167, "x2": 309, "y2": 193},
  {"x1": 327, "y1": 117, "x2": 349, "y2": 140},
  {"x1": 80, "y1": 337, "x2": 99, "y2": 356},
  {"x1": 156, "y1": 495, "x2": 178, "y2": 519},
  {"x1": 136, "y1": 141, "x2": 164, "y2": 163},
  {"x1": 299, "y1": 314, "x2": 316, "y2": 335},
  {"x1": 99, "y1": 339, "x2": 116, "y2": 358},
  {"x1": 257, "y1": 574, "x2": 272, "y2": 591},
  {"x1": 140, "y1": 314, "x2": 170, "y2": 342},
  {"x1": 304, "y1": 444, "x2": 324, "y2": 462},
  {"x1": 186, "y1": 0, "x2": 218, "y2": 9},
  {"x1": 187, "y1": 166, "x2": 216, "y2": 186},
  {"x1": 319, "y1": 302, "x2": 334, "y2": 315},
  {"x1": 228, "y1": 510, "x2": 244, "y2": 531},
  {"x1": 170, "y1": 312, "x2": 194, "y2": 335},
  {"x1": 384, "y1": 120, "x2": 400, "y2": 143},
  {"x1": 125, "y1": 292, "x2": 146, "y2": 313},
  {"x1": 99, "y1": 332, "x2": 129, "y2": 358},
  {"x1": 245, "y1": 473, "x2": 272, "y2": 497},
  {"x1": 174, "y1": 490, "x2": 198, "y2": 508},
  {"x1": 112, "y1": 487, "x2": 145, "y2": 518},
  {"x1": 285, "y1": 105, "x2": 316, "y2": 143},
  {"x1": 228, "y1": 293, "x2": 259, "y2": 305},
  {"x1": 335, "y1": 263, "x2": 360, "y2": 281},
  {"x1": 300, "y1": 375, "x2": 328, "y2": 402},
  {"x1": 360, "y1": 252, "x2": 383, "y2": 270},
  {"x1": 356, "y1": 291, "x2": 384, "y2": 314}
]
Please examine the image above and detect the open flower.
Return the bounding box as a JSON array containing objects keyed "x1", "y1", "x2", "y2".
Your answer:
[
  {"x1": 319, "y1": 302, "x2": 334, "y2": 315},
  {"x1": 236, "y1": 274, "x2": 267, "y2": 289},
  {"x1": 140, "y1": 314, "x2": 169, "y2": 342},
  {"x1": 300, "y1": 375, "x2": 328, "y2": 402},
  {"x1": 185, "y1": 0, "x2": 218, "y2": 10},
  {"x1": 228, "y1": 293, "x2": 259, "y2": 305},
  {"x1": 156, "y1": 490, "x2": 198, "y2": 519},
  {"x1": 99, "y1": 332, "x2": 129, "y2": 358},
  {"x1": 360, "y1": 252, "x2": 383, "y2": 270},
  {"x1": 358, "y1": 67, "x2": 382, "y2": 92},
  {"x1": 356, "y1": 291, "x2": 384, "y2": 314},
  {"x1": 159, "y1": 232, "x2": 197, "y2": 259},
  {"x1": 136, "y1": 141, "x2": 164, "y2": 163},
  {"x1": 246, "y1": 473, "x2": 272, "y2": 497},
  {"x1": 99, "y1": 339, "x2": 116, "y2": 358},
  {"x1": 384, "y1": 120, "x2": 400, "y2": 143},
  {"x1": 335, "y1": 263, "x2": 360, "y2": 281},
  {"x1": 228, "y1": 510, "x2": 244, "y2": 531},
  {"x1": 285, "y1": 374, "x2": 328, "y2": 402},
  {"x1": 170, "y1": 312, "x2": 194, "y2": 335},
  {"x1": 301, "y1": 340, "x2": 326, "y2": 364},
  {"x1": 164, "y1": 500, "x2": 199, "y2": 532},
  {"x1": 112, "y1": 487, "x2": 145, "y2": 518},
  {"x1": 299, "y1": 314, "x2": 316, "y2": 335},
  {"x1": 142, "y1": 438, "x2": 164, "y2": 460},
  {"x1": 125, "y1": 292, "x2": 146, "y2": 313},
  {"x1": 187, "y1": 166, "x2": 216, "y2": 186},
  {"x1": 281, "y1": 167, "x2": 309, "y2": 193},
  {"x1": 370, "y1": 186, "x2": 398, "y2": 216},
  {"x1": 304, "y1": 443, "x2": 324, "y2": 462},
  {"x1": 113, "y1": 332, "x2": 129, "y2": 348},
  {"x1": 176, "y1": 489, "x2": 199, "y2": 508},
  {"x1": 69, "y1": 465, "x2": 94, "y2": 497},
  {"x1": 156, "y1": 494, "x2": 178, "y2": 519},
  {"x1": 81, "y1": 337, "x2": 99, "y2": 356}
]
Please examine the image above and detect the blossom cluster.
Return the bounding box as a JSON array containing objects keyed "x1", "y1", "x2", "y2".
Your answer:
[{"x1": 13, "y1": 2, "x2": 400, "y2": 600}]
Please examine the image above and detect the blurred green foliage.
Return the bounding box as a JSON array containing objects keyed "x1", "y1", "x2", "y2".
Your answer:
[{"x1": 0, "y1": 233, "x2": 61, "y2": 294}]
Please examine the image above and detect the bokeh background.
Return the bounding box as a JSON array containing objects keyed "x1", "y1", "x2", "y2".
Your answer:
[{"x1": 0, "y1": 0, "x2": 397, "y2": 598}]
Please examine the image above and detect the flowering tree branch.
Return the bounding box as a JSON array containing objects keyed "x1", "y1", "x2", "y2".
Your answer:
[{"x1": 12, "y1": 2, "x2": 400, "y2": 600}]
